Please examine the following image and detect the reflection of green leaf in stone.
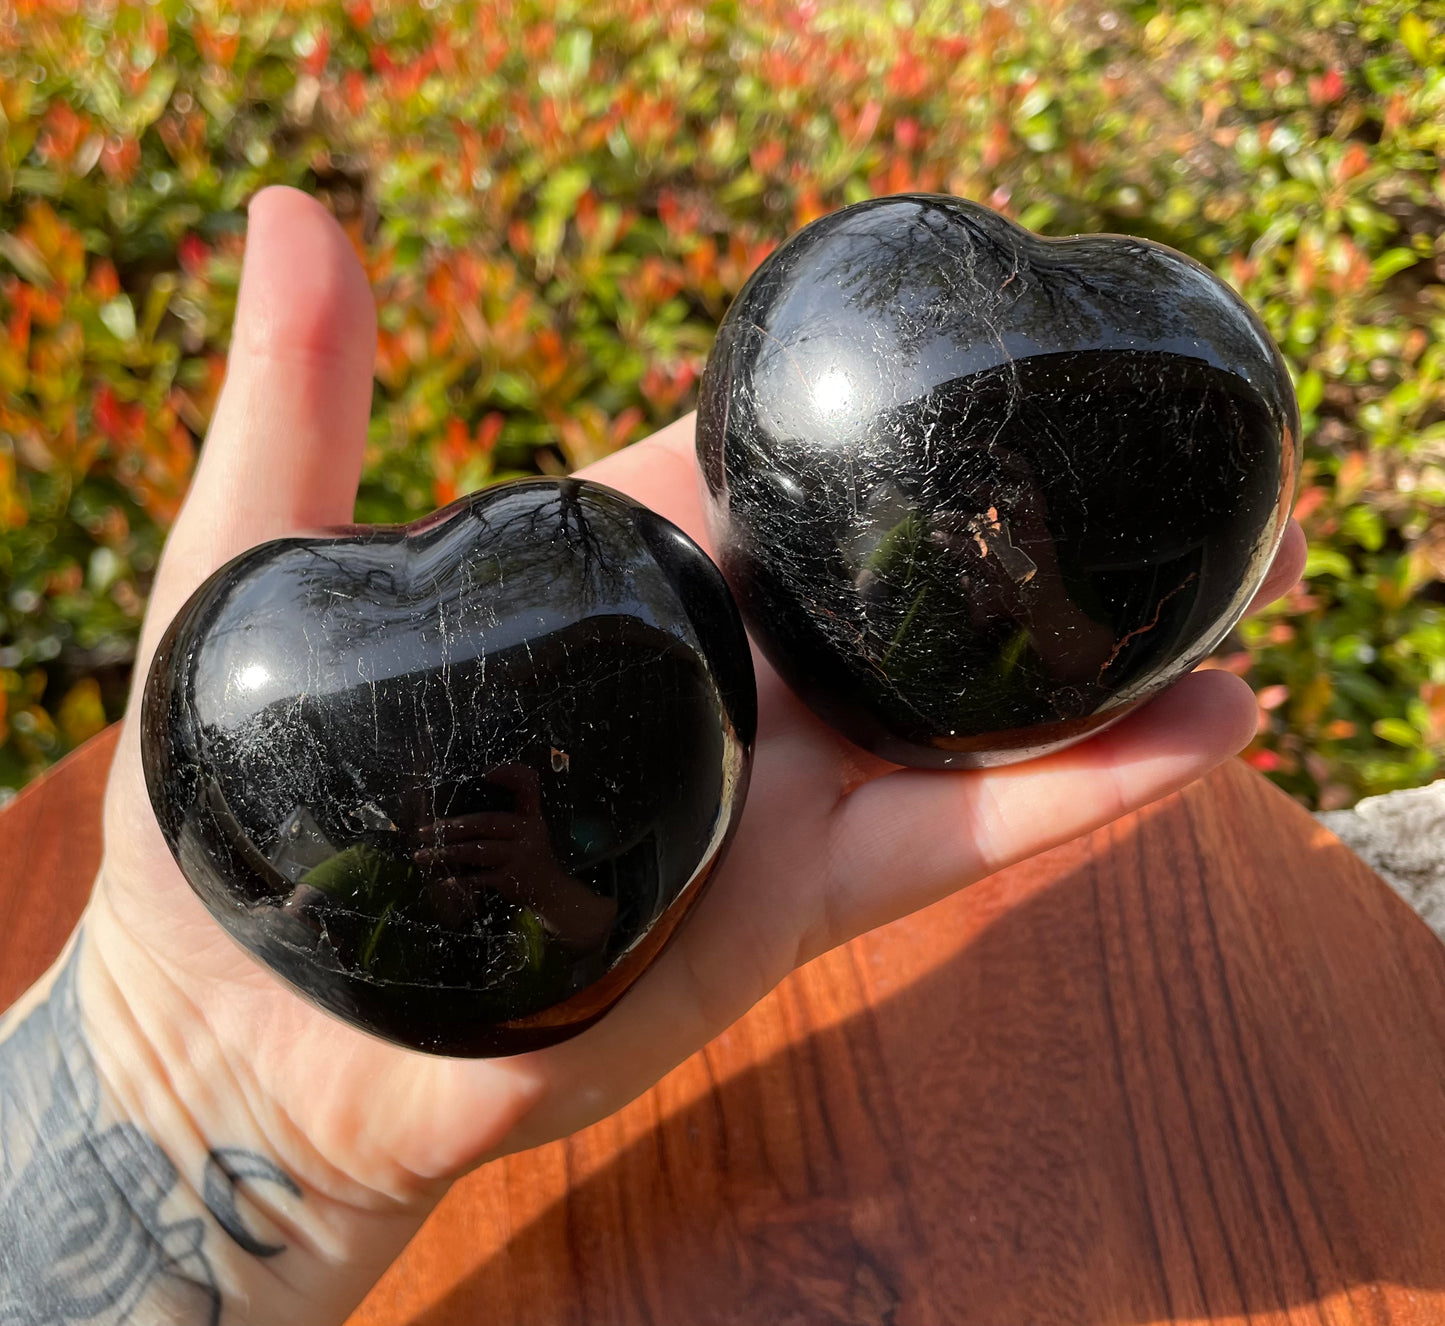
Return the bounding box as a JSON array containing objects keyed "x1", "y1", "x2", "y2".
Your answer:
[
  {"x1": 361, "y1": 899, "x2": 397, "y2": 972},
  {"x1": 301, "y1": 844, "x2": 419, "y2": 978},
  {"x1": 864, "y1": 510, "x2": 926, "y2": 586},
  {"x1": 301, "y1": 842, "x2": 417, "y2": 909},
  {"x1": 301, "y1": 841, "x2": 558, "y2": 987},
  {"x1": 996, "y1": 626, "x2": 1032, "y2": 681},
  {"x1": 881, "y1": 583, "x2": 929, "y2": 669},
  {"x1": 516, "y1": 907, "x2": 547, "y2": 972}
]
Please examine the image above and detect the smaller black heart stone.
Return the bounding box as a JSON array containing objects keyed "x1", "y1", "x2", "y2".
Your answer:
[{"x1": 142, "y1": 478, "x2": 756, "y2": 1056}]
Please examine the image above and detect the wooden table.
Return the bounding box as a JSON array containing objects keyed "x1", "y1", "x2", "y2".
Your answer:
[{"x1": 6, "y1": 727, "x2": 1445, "y2": 1324}]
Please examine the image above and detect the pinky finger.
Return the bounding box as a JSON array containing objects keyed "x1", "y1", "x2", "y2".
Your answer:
[
  {"x1": 812, "y1": 668, "x2": 1257, "y2": 962},
  {"x1": 1245, "y1": 518, "x2": 1307, "y2": 616}
]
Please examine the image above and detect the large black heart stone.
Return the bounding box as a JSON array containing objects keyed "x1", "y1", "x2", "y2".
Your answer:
[
  {"x1": 697, "y1": 194, "x2": 1299, "y2": 767},
  {"x1": 142, "y1": 479, "x2": 756, "y2": 1056}
]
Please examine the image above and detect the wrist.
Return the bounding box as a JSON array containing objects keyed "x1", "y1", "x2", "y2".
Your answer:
[
  {"x1": 0, "y1": 930, "x2": 228, "y2": 1323},
  {"x1": 5, "y1": 910, "x2": 442, "y2": 1326}
]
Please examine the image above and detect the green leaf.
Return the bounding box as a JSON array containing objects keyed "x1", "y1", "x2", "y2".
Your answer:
[
  {"x1": 1341, "y1": 505, "x2": 1384, "y2": 552},
  {"x1": 1295, "y1": 367, "x2": 1323, "y2": 415},
  {"x1": 555, "y1": 28, "x2": 592, "y2": 85},
  {"x1": 539, "y1": 165, "x2": 591, "y2": 216},
  {"x1": 1400, "y1": 13, "x2": 1433, "y2": 65},
  {"x1": 99, "y1": 295, "x2": 137, "y2": 342},
  {"x1": 0, "y1": 233, "x2": 51, "y2": 286},
  {"x1": 139, "y1": 275, "x2": 177, "y2": 344},
  {"x1": 1304, "y1": 547, "x2": 1353, "y2": 580},
  {"x1": 1373, "y1": 718, "x2": 1421, "y2": 748},
  {"x1": 532, "y1": 211, "x2": 565, "y2": 262},
  {"x1": 718, "y1": 172, "x2": 764, "y2": 203},
  {"x1": 1371, "y1": 248, "x2": 1420, "y2": 284},
  {"x1": 125, "y1": 64, "x2": 178, "y2": 134},
  {"x1": 1018, "y1": 202, "x2": 1056, "y2": 231}
]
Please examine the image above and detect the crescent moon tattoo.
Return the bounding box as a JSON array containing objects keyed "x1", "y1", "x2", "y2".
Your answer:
[{"x1": 202, "y1": 1147, "x2": 304, "y2": 1258}]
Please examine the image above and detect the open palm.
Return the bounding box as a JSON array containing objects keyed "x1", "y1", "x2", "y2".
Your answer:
[{"x1": 84, "y1": 189, "x2": 1302, "y2": 1308}]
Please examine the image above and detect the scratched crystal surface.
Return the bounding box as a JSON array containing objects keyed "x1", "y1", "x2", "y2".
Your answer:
[
  {"x1": 697, "y1": 193, "x2": 1300, "y2": 768},
  {"x1": 142, "y1": 479, "x2": 757, "y2": 1056}
]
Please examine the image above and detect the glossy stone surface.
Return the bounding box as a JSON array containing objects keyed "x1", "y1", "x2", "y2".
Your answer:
[
  {"x1": 142, "y1": 479, "x2": 756, "y2": 1056},
  {"x1": 698, "y1": 193, "x2": 1300, "y2": 767}
]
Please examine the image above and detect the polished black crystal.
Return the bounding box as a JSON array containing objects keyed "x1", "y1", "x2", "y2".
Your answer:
[
  {"x1": 697, "y1": 194, "x2": 1300, "y2": 767},
  {"x1": 142, "y1": 479, "x2": 756, "y2": 1056}
]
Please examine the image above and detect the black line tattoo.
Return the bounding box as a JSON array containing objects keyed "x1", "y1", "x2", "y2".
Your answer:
[
  {"x1": 0, "y1": 935, "x2": 301, "y2": 1324},
  {"x1": 203, "y1": 1148, "x2": 302, "y2": 1258}
]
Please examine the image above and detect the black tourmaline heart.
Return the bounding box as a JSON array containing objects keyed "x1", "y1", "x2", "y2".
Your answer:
[
  {"x1": 142, "y1": 479, "x2": 756, "y2": 1056},
  {"x1": 697, "y1": 193, "x2": 1299, "y2": 767}
]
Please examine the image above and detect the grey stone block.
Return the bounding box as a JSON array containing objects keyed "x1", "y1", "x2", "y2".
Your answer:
[{"x1": 1318, "y1": 780, "x2": 1445, "y2": 942}]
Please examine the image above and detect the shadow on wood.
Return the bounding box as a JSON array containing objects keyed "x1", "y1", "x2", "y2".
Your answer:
[{"x1": 357, "y1": 765, "x2": 1445, "y2": 1325}]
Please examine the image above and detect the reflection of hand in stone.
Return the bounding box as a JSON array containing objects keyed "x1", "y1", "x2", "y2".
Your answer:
[
  {"x1": 928, "y1": 485, "x2": 1117, "y2": 688},
  {"x1": 414, "y1": 764, "x2": 617, "y2": 953},
  {"x1": 966, "y1": 491, "x2": 1118, "y2": 686}
]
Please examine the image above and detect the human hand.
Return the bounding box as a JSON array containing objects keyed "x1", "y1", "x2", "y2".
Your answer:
[{"x1": 60, "y1": 186, "x2": 1304, "y2": 1322}]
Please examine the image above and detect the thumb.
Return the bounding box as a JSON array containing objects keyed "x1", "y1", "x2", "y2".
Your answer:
[{"x1": 137, "y1": 185, "x2": 377, "y2": 669}]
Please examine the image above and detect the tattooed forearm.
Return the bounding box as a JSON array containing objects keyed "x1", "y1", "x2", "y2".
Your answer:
[
  {"x1": 0, "y1": 937, "x2": 300, "y2": 1325},
  {"x1": 0, "y1": 940, "x2": 217, "y2": 1323}
]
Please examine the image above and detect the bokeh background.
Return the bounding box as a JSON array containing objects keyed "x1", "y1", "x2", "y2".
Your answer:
[{"x1": 0, "y1": 0, "x2": 1441, "y2": 808}]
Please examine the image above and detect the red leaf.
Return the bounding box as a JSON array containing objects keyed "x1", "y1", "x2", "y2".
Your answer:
[
  {"x1": 1257, "y1": 684, "x2": 1290, "y2": 711},
  {"x1": 1245, "y1": 748, "x2": 1282, "y2": 772},
  {"x1": 1334, "y1": 142, "x2": 1370, "y2": 183},
  {"x1": 100, "y1": 136, "x2": 141, "y2": 183},
  {"x1": 1308, "y1": 67, "x2": 1346, "y2": 106},
  {"x1": 93, "y1": 383, "x2": 124, "y2": 440},
  {"x1": 177, "y1": 234, "x2": 210, "y2": 277},
  {"x1": 477, "y1": 412, "x2": 504, "y2": 453},
  {"x1": 302, "y1": 30, "x2": 331, "y2": 78}
]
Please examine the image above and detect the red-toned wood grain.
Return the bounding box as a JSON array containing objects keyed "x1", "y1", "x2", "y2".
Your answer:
[
  {"x1": 0, "y1": 724, "x2": 118, "y2": 1009},
  {"x1": 6, "y1": 729, "x2": 1445, "y2": 1324}
]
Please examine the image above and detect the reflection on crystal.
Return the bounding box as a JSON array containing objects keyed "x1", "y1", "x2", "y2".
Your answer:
[
  {"x1": 237, "y1": 663, "x2": 270, "y2": 692},
  {"x1": 142, "y1": 479, "x2": 757, "y2": 1056},
  {"x1": 813, "y1": 368, "x2": 853, "y2": 417}
]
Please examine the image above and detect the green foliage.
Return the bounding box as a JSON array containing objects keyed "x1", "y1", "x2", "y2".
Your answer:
[{"x1": 0, "y1": 0, "x2": 1441, "y2": 807}]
